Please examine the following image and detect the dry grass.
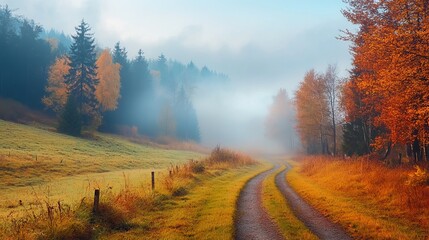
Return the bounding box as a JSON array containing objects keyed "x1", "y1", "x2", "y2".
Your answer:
[
  {"x1": 288, "y1": 156, "x2": 429, "y2": 239},
  {"x1": 0, "y1": 119, "x2": 202, "y2": 210},
  {"x1": 0, "y1": 146, "x2": 260, "y2": 239}
]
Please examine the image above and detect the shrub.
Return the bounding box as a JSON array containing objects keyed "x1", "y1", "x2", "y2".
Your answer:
[
  {"x1": 206, "y1": 145, "x2": 256, "y2": 166},
  {"x1": 172, "y1": 187, "x2": 188, "y2": 197},
  {"x1": 191, "y1": 160, "x2": 205, "y2": 173},
  {"x1": 406, "y1": 166, "x2": 429, "y2": 186},
  {"x1": 95, "y1": 202, "x2": 129, "y2": 230}
]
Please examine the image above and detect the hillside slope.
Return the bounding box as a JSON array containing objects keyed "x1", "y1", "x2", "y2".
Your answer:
[{"x1": 0, "y1": 120, "x2": 203, "y2": 216}]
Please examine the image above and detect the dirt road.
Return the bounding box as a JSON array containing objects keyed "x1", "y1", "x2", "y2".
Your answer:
[
  {"x1": 234, "y1": 166, "x2": 283, "y2": 240},
  {"x1": 275, "y1": 163, "x2": 352, "y2": 240},
  {"x1": 234, "y1": 163, "x2": 352, "y2": 240}
]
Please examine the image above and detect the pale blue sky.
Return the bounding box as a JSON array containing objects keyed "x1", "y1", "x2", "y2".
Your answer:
[{"x1": 2, "y1": 0, "x2": 353, "y2": 151}]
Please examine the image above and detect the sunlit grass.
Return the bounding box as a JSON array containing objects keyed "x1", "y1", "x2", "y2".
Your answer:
[
  {"x1": 0, "y1": 119, "x2": 202, "y2": 217},
  {"x1": 287, "y1": 157, "x2": 429, "y2": 239},
  {"x1": 0, "y1": 124, "x2": 264, "y2": 239},
  {"x1": 262, "y1": 165, "x2": 317, "y2": 240},
  {"x1": 104, "y1": 164, "x2": 268, "y2": 240}
]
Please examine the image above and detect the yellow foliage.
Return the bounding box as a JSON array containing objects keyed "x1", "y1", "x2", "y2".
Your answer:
[
  {"x1": 96, "y1": 49, "x2": 121, "y2": 111},
  {"x1": 42, "y1": 56, "x2": 70, "y2": 113}
]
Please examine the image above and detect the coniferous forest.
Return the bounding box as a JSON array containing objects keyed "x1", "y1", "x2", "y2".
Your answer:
[{"x1": 0, "y1": 5, "x2": 228, "y2": 142}]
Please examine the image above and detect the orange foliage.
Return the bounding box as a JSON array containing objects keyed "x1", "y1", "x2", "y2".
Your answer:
[
  {"x1": 342, "y1": 0, "x2": 429, "y2": 146},
  {"x1": 96, "y1": 49, "x2": 121, "y2": 111},
  {"x1": 42, "y1": 56, "x2": 70, "y2": 113},
  {"x1": 295, "y1": 69, "x2": 329, "y2": 152}
]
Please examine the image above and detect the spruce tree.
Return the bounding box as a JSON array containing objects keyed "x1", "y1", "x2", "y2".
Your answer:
[
  {"x1": 65, "y1": 20, "x2": 99, "y2": 126},
  {"x1": 58, "y1": 95, "x2": 81, "y2": 136}
]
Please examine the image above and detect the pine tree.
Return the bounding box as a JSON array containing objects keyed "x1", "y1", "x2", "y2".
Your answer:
[
  {"x1": 58, "y1": 95, "x2": 81, "y2": 136},
  {"x1": 65, "y1": 20, "x2": 99, "y2": 126}
]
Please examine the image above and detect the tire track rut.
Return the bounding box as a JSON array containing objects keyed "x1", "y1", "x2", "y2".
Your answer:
[
  {"x1": 234, "y1": 166, "x2": 283, "y2": 240},
  {"x1": 235, "y1": 162, "x2": 352, "y2": 240},
  {"x1": 275, "y1": 163, "x2": 352, "y2": 240}
]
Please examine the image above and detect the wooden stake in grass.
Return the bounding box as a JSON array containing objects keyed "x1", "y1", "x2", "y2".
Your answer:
[
  {"x1": 151, "y1": 171, "x2": 155, "y2": 190},
  {"x1": 169, "y1": 170, "x2": 172, "y2": 177},
  {"x1": 93, "y1": 189, "x2": 100, "y2": 214}
]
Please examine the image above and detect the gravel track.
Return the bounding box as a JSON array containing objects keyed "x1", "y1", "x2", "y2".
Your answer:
[
  {"x1": 234, "y1": 162, "x2": 352, "y2": 240},
  {"x1": 234, "y1": 166, "x2": 283, "y2": 240},
  {"x1": 275, "y1": 163, "x2": 352, "y2": 240}
]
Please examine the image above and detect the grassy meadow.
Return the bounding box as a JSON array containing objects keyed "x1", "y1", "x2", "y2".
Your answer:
[
  {"x1": 0, "y1": 119, "x2": 265, "y2": 239},
  {"x1": 287, "y1": 157, "x2": 429, "y2": 239},
  {"x1": 0, "y1": 119, "x2": 202, "y2": 216}
]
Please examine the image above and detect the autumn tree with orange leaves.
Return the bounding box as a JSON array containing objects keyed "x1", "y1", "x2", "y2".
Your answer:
[
  {"x1": 43, "y1": 49, "x2": 121, "y2": 130},
  {"x1": 42, "y1": 56, "x2": 70, "y2": 113},
  {"x1": 295, "y1": 66, "x2": 343, "y2": 155},
  {"x1": 295, "y1": 69, "x2": 330, "y2": 154},
  {"x1": 95, "y1": 49, "x2": 121, "y2": 111},
  {"x1": 341, "y1": 0, "x2": 429, "y2": 161}
]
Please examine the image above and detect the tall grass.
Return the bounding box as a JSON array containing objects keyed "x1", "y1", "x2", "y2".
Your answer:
[
  {"x1": 0, "y1": 147, "x2": 257, "y2": 239},
  {"x1": 293, "y1": 156, "x2": 429, "y2": 238}
]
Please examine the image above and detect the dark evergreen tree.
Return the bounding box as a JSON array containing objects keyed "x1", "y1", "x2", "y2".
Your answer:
[
  {"x1": 0, "y1": 5, "x2": 16, "y2": 99},
  {"x1": 58, "y1": 95, "x2": 81, "y2": 136},
  {"x1": 65, "y1": 20, "x2": 99, "y2": 126},
  {"x1": 17, "y1": 20, "x2": 51, "y2": 109},
  {"x1": 130, "y1": 49, "x2": 157, "y2": 136},
  {"x1": 0, "y1": 6, "x2": 51, "y2": 109},
  {"x1": 342, "y1": 119, "x2": 370, "y2": 156}
]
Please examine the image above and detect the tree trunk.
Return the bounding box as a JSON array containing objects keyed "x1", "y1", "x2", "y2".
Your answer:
[
  {"x1": 406, "y1": 143, "x2": 412, "y2": 158},
  {"x1": 412, "y1": 138, "x2": 421, "y2": 163},
  {"x1": 332, "y1": 114, "x2": 336, "y2": 156},
  {"x1": 382, "y1": 141, "x2": 392, "y2": 160}
]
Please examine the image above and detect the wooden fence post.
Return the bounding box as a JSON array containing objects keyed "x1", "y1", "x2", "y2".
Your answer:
[
  {"x1": 169, "y1": 170, "x2": 172, "y2": 177},
  {"x1": 93, "y1": 189, "x2": 100, "y2": 213},
  {"x1": 151, "y1": 171, "x2": 155, "y2": 190}
]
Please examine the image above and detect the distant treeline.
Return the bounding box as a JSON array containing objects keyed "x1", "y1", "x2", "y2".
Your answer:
[{"x1": 0, "y1": 5, "x2": 228, "y2": 142}]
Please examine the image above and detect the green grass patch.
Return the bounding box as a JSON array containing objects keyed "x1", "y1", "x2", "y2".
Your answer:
[{"x1": 262, "y1": 165, "x2": 316, "y2": 240}]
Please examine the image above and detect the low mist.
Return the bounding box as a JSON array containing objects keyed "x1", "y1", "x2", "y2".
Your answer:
[{"x1": 193, "y1": 80, "x2": 298, "y2": 154}]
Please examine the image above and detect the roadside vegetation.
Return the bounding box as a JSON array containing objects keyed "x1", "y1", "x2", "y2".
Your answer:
[
  {"x1": 0, "y1": 129, "x2": 261, "y2": 240},
  {"x1": 288, "y1": 157, "x2": 429, "y2": 239}
]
